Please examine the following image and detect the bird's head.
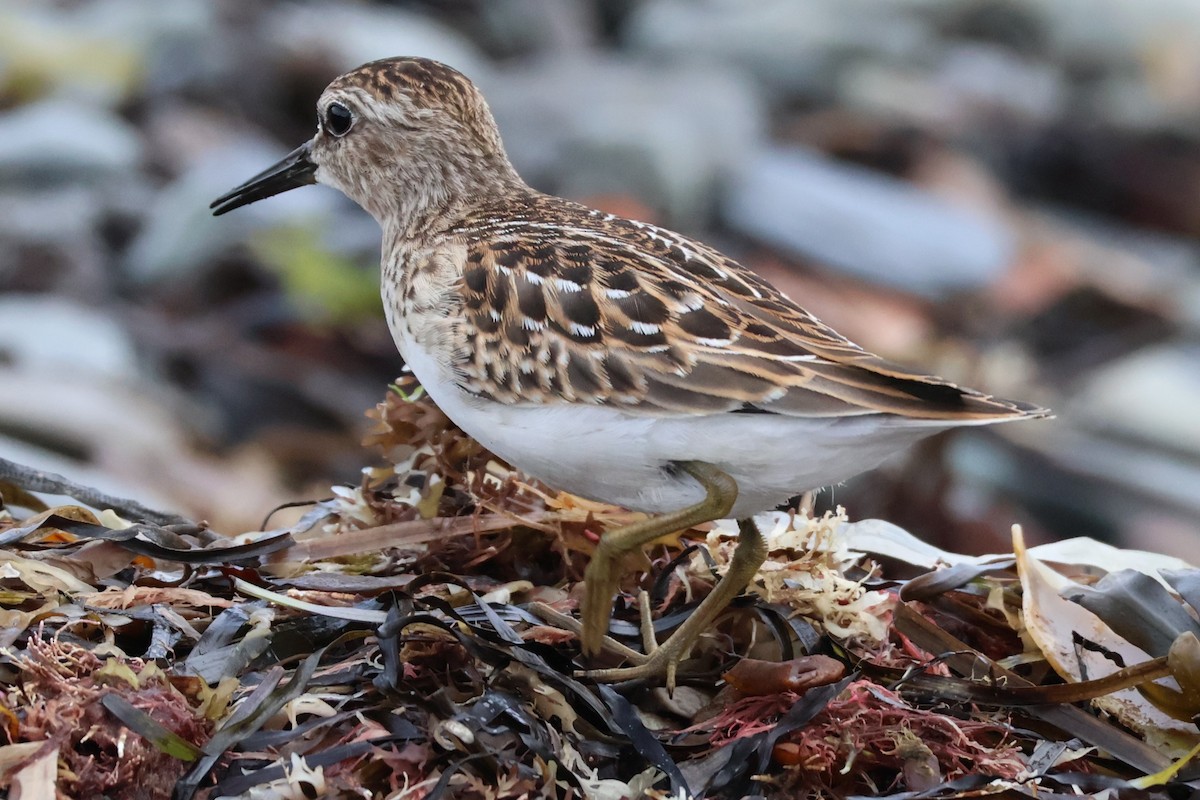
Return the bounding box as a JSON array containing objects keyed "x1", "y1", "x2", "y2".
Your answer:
[{"x1": 211, "y1": 56, "x2": 520, "y2": 232}]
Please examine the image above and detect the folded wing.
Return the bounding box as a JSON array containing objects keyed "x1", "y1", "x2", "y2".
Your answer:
[{"x1": 450, "y1": 204, "x2": 1046, "y2": 422}]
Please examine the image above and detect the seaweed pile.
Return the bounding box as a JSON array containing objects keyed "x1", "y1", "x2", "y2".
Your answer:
[{"x1": 0, "y1": 381, "x2": 1197, "y2": 799}]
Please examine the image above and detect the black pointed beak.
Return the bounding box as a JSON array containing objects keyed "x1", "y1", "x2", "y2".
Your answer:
[{"x1": 210, "y1": 142, "x2": 317, "y2": 216}]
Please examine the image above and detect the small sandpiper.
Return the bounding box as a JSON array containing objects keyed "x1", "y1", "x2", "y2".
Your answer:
[{"x1": 212, "y1": 56, "x2": 1047, "y2": 687}]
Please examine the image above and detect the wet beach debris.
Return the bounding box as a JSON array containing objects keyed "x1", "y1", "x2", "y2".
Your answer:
[{"x1": 0, "y1": 382, "x2": 1195, "y2": 799}]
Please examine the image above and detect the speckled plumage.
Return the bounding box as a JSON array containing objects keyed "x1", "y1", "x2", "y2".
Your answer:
[{"x1": 213, "y1": 57, "x2": 1048, "y2": 682}]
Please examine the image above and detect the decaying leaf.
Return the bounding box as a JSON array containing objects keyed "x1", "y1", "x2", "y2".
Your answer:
[{"x1": 1014, "y1": 525, "x2": 1200, "y2": 755}]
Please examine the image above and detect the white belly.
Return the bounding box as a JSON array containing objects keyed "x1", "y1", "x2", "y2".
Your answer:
[{"x1": 396, "y1": 329, "x2": 948, "y2": 518}]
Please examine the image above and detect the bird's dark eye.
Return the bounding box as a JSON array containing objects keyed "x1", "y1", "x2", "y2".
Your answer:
[{"x1": 323, "y1": 102, "x2": 353, "y2": 137}]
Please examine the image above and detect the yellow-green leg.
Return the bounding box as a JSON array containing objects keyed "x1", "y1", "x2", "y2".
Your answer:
[
  {"x1": 583, "y1": 517, "x2": 767, "y2": 690},
  {"x1": 579, "y1": 462, "x2": 737, "y2": 660}
]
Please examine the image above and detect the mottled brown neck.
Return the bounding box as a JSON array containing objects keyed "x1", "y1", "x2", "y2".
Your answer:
[{"x1": 379, "y1": 162, "x2": 530, "y2": 249}]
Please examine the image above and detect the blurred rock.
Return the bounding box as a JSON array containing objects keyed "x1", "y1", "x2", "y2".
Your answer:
[
  {"x1": 266, "y1": 2, "x2": 485, "y2": 77},
  {"x1": 1025, "y1": 423, "x2": 1200, "y2": 529},
  {"x1": 472, "y1": 0, "x2": 599, "y2": 55},
  {"x1": 0, "y1": 181, "x2": 136, "y2": 298},
  {"x1": 1139, "y1": 32, "x2": 1200, "y2": 121},
  {"x1": 0, "y1": 98, "x2": 148, "y2": 296},
  {"x1": 909, "y1": 147, "x2": 1012, "y2": 219},
  {"x1": 838, "y1": 65, "x2": 962, "y2": 132},
  {"x1": 0, "y1": 295, "x2": 138, "y2": 379},
  {"x1": 1089, "y1": 41, "x2": 1200, "y2": 132},
  {"x1": 1009, "y1": 126, "x2": 1200, "y2": 235},
  {"x1": 724, "y1": 146, "x2": 1014, "y2": 298},
  {"x1": 1129, "y1": 512, "x2": 1200, "y2": 564},
  {"x1": 841, "y1": 45, "x2": 1066, "y2": 131},
  {"x1": 0, "y1": 369, "x2": 288, "y2": 532},
  {"x1": 1180, "y1": 284, "x2": 1200, "y2": 333},
  {"x1": 1032, "y1": 209, "x2": 1200, "y2": 324},
  {"x1": 142, "y1": 104, "x2": 249, "y2": 174},
  {"x1": 0, "y1": 185, "x2": 103, "y2": 245},
  {"x1": 933, "y1": 0, "x2": 1049, "y2": 56},
  {"x1": 625, "y1": 0, "x2": 931, "y2": 96},
  {"x1": 0, "y1": 434, "x2": 178, "y2": 516},
  {"x1": 935, "y1": 43, "x2": 1066, "y2": 123},
  {"x1": 484, "y1": 55, "x2": 764, "y2": 227},
  {"x1": 0, "y1": 100, "x2": 140, "y2": 182},
  {"x1": 1019, "y1": 286, "x2": 1175, "y2": 380},
  {"x1": 136, "y1": 2, "x2": 231, "y2": 98},
  {"x1": 987, "y1": 225, "x2": 1082, "y2": 317},
  {"x1": 1006, "y1": 0, "x2": 1200, "y2": 130},
  {"x1": 1018, "y1": 0, "x2": 1200, "y2": 63},
  {"x1": 1071, "y1": 343, "x2": 1200, "y2": 455},
  {"x1": 944, "y1": 432, "x2": 1049, "y2": 513}
]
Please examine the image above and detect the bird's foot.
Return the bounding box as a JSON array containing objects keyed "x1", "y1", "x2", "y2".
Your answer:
[
  {"x1": 577, "y1": 625, "x2": 693, "y2": 693},
  {"x1": 579, "y1": 544, "x2": 621, "y2": 656}
]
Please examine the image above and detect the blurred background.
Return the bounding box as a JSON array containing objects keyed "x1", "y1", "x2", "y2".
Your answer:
[{"x1": 1, "y1": 0, "x2": 1198, "y2": 557}]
